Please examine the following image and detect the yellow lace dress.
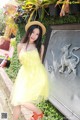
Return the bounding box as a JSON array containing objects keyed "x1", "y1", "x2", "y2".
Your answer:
[{"x1": 11, "y1": 49, "x2": 49, "y2": 106}]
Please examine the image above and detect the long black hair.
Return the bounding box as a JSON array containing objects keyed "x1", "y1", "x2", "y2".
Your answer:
[{"x1": 21, "y1": 25, "x2": 42, "y2": 53}]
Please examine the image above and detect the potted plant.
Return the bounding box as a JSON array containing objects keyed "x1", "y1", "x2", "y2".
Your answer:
[
  {"x1": 55, "y1": 0, "x2": 80, "y2": 17},
  {"x1": 55, "y1": 0, "x2": 70, "y2": 17},
  {"x1": 15, "y1": 0, "x2": 58, "y2": 22}
]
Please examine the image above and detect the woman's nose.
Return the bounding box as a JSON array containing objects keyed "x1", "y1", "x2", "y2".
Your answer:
[{"x1": 32, "y1": 33, "x2": 36, "y2": 38}]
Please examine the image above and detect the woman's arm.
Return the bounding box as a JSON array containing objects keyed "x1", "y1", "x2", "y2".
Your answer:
[{"x1": 40, "y1": 44, "x2": 45, "y2": 62}]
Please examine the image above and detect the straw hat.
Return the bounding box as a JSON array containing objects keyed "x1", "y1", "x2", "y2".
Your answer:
[{"x1": 25, "y1": 21, "x2": 46, "y2": 35}]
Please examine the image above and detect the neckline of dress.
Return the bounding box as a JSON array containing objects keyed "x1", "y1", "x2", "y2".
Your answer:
[
  {"x1": 19, "y1": 48, "x2": 37, "y2": 58},
  {"x1": 26, "y1": 48, "x2": 37, "y2": 52},
  {"x1": 22, "y1": 48, "x2": 37, "y2": 53},
  {"x1": 22, "y1": 44, "x2": 37, "y2": 52}
]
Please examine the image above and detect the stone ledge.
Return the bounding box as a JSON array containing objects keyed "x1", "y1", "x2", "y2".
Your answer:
[{"x1": 0, "y1": 67, "x2": 33, "y2": 120}]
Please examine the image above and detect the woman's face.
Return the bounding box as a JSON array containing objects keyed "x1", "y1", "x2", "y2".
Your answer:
[{"x1": 29, "y1": 28, "x2": 40, "y2": 44}]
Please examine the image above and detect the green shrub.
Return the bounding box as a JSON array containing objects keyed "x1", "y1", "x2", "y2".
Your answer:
[{"x1": 0, "y1": 9, "x2": 5, "y2": 34}]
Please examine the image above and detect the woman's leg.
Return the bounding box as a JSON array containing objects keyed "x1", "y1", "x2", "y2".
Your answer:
[
  {"x1": 22, "y1": 103, "x2": 42, "y2": 114},
  {"x1": 12, "y1": 105, "x2": 21, "y2": 120}
]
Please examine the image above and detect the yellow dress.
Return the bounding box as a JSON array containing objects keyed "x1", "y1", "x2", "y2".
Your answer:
[{"x1": 11, "y1": 49, "x2": 49, "y2": 106}]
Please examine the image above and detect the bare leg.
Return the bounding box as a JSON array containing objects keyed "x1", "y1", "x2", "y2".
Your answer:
[
  {"x1": 12, "y1": 105, "x2": 21, "y2": 120},
  {"x1": 22, "y1": 103, "x2": 42, "y2": 114}
]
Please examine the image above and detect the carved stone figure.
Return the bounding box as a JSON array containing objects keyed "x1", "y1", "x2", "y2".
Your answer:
[{"x1": 59, "y1": 44, "x2": 80, "y2": 75}]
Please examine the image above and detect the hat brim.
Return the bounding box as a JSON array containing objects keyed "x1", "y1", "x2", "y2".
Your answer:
[{"x1": 25, "y1": 21, "x2": 46, "y2": 35}]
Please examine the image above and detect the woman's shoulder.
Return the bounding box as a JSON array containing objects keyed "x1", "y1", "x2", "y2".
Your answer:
[
  {"x1": 17, "y1": 43, "x2": 26, "y2": 55},
  {"x1": 17, "y1": 43, "x2": 26, "y2": 49}
]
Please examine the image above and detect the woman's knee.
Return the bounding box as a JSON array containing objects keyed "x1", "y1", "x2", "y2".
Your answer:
[{"x1": 13, "y1": 105, "x2": 21, "y2": 110}]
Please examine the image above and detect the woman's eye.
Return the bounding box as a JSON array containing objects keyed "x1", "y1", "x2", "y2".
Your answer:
[{"x1": 36, "y1": 33, "x2": 39, "y2": 36}]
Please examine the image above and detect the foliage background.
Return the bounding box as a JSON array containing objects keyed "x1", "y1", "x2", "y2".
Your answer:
[{"x1": 0, "y1": 9, "x2": 5, "y2": 34}]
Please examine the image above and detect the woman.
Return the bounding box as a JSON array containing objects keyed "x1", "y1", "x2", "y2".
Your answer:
[{"x1": 10, "y1": 21, "x2": 49, "y2": 120}]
